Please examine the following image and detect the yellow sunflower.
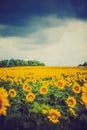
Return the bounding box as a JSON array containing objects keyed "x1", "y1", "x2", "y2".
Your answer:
[
  {"x1": 66, "y1": 96, "x2": 76, "y2": 108},
  {"x1": 40, "y1": 86, "x2": 48, "y2": 95},
  {"x1": 26, "y1": 92, "x2": 35, "y2": 102},
  {"x1": 0, "y1": 87, "x2": 8, "y2": 97},
  {"x1": 69, "y1": 108, "x2": 77, "y2": 117},
  {"x1": 23, "y1": 83, "x2": 32, "y2": 92},
  {"x1": 0, "y1": 95, "x2": 10, "y2": 116},
  {"x1": 8, "y1": 89, "x2": 17, "y2": 97},
  {"x1": 57, "y1": 80, "x2": 65, "y2": 89},
  {"x1": 23, "y1": 83, "x2": 29, "y2": 91},
  {"x1": 81, "y1": 84, "x2": 87, "y2": 108},
  {"x1": 72, "y1": 83, "x2": 81, "y2": 94},
  {"x1": 47, "y1": 109, "x2": 61, "y2": 123}
]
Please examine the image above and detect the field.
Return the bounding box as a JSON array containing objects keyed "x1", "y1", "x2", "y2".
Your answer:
[{"x1": 0, "y1": 66, "x2": 87, "y2": 130}]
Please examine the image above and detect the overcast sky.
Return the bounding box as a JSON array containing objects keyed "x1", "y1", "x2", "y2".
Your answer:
[{"x1": 0, "y1": 0, "x2": 87, "y2": 66}]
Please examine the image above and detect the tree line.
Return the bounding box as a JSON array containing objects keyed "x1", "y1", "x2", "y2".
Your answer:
[
  {"x1": 78, "y1": 62, "x2": 87, "y2": 66},
  {"x1": 0, "y1": 59, "x2": 45, "y2": 67}
]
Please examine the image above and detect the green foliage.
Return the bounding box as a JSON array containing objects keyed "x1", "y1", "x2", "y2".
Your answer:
[
  {"x1": 78, "y1": 62, "x2": 87, "y2": 66},
  {"x1": 0, "y1": 59, "x2": 45, "y2": 67}
]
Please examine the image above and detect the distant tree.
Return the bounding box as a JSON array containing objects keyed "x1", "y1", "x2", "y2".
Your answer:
[
  {"x1": 7, "y1": 59, "x2": 14, "y2": 67},
  {"x1": 78, "y1": 62, "x2": 87, "y2": 66},
  {"x1": 0, "y1": 59, "x2": 45, "y2": 67}
]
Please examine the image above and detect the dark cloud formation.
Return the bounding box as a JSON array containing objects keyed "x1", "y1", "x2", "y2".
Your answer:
[
  {"x1": 0, "y1": 0, "x2": 87, "y2": 25},
  {"x1": 0, "y1": 0, "x2": 87, "y2": 37}
]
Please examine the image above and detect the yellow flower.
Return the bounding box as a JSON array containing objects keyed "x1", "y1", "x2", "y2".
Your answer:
[
  {"x1": 57, "y1": 80, "x2": 65, "y2": 89},
  {"x1": 47, "y1": 109, "x2": 61, "y2": 123},
  {"x1": 66, "y1": 96, "x2": 76, "y2": 108},
  {"x1": 23, "y1": 83, "x2": 28, "y2": 91},
  {"x1": 23, "y1": 84, "x2": 32, "y2": 92},
  {"x1": 26, "y1": 92, "x2": 35, "y2": 102},
  {"x1": 0, "y1": 87, "x2": 8, "y2": 97},
  {"x1": 69, "y1": 108, "x2": 77, "y2": 117},
  {"x1": 8, "y1": 89, "x2": 17, "y2": 97},
  {"x1": 40, "y1": 86, "x2": 48, "y2": 95},
  {"x1": 72, "y1": 83, "x2": 81, "y2": 94},
  {"x1": 81, "y1": 84, "x2": 87, "y2": 108},
  {"x1": 0, "y1": 94, "x2": 10, "y2": 116}
]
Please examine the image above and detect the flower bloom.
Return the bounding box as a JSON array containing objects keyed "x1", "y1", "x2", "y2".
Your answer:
[
  {"x1": 0, "y1": 87, "x2": 8, "y2": 97},
  {"x1": 40, "y1": 86, "x2": 48, "y2": 95},
  {"x1": 69, "y1": 108, "x2": 77, "y2": 117},
  {"x1": 8, "y1": 89, "x2": 17, "y2": 97},
  {"x1": 72, "y1": 83, "x2": 81, "y2": 94},
  {"x1": 66, "y1": 96, "x2": 76, "y2": 108},
  {"x1": 0, "y1": 88, "x2": 10, "y2": 116},
  {"x1": 81, "y1": 84, "x2": 87, "y2": 108},
  {"x1": 23, "y1": 83, "x2": 32, "y2": 92},
  {"x1": 47, "y1": 109, "x2": 61, "y2": 123},
  {"x1": 57, "y1": 80, "x2": 65, "y2": 89},
  {"x1": 26, "y1": 92, "x2": 35, "y2": 102}
]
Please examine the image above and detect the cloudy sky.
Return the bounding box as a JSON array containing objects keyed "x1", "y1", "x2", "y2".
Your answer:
[{"x1": 0, "y1": 0, "x2": 87, "y2": 66}]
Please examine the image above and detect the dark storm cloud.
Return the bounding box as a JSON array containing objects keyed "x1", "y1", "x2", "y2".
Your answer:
[
  {"x1": 0, "y1": 0, "x2": 87, "y2": 26},
  {"x1": 0, "y1": 0, "x2": 87, "y2": 37}
]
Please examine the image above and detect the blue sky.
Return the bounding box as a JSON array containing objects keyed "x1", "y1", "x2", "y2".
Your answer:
[{"x1": 0, "y1": 0, "x2": 87, "y2": 66}]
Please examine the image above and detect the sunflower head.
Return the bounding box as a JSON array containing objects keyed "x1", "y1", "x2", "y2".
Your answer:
[
  {"x1": 72, "y1": 83, "x2": 81, "y2": 94},
  {"x1": 47, "y1": 109, "x2": 61, "y2": 123},
  {"x1": 0, "y1": 87, "x2": 8, "y2": 97},
  {"x1": 8, "y1": 89, "x2": 17, "y2": 98},
  {"x1": 40, "y1": 86, "x2": 48, "y2": 95},
  {"x1": 23, "y1": 83, "x2": 29, "y2": 91},
  {"x1": 23, "y1": 83, "x2": 32, "y2": 92},
  {"x1": 81, "y1": 85, "x2": 87, "y2": 108},
  {"x1": 57, "y1": 80, "x2": 65, "y2": 89},
  {"x1": 66, "y1": 96, "x2": 76, "y2": 108},
  {"x1": 0, "y1": 94, "x2": 10, "y2": 116},
  {"x1": 69, "y1": 108, "x2": 77, "y2": 117},
  {"x1": 26, "y1": 92, "x2": 35, "y2": 102}
]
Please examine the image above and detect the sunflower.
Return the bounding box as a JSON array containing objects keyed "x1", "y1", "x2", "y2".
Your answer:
[
  {"x1": 23, "y1": 83, "x2": 32, "y2": 92},
  {"x1": 26, "y1": 92, "x2": 35, "y2": 102},
  {"x1": 57, "y1": 80, "x2": 65, "y2": 89},
  {"x1": 72, "y1": 83, "x2": 81, "y2": 94},
  {"x1": 40, "y1": 86, "x2": 48, "y2": 95},
  {"x1": 66, "y1": 96, "x2": 76, "y2": 108},
  {"x1": 23, "y1": 83, "x2": 29, "y2": 91},
  {"x1": 47, "y1": 109, "x2": 61, "y2": 123},
  {"x1": 8, "y1": 89, "x2": 17, "y2": 97},
  {"x1": 81, "y1": 84, "x2": 87, "y2": 108},
  {"x1": 0, "y1": 95, "x2": 10, "y2": 116},
  {"x1": 69, "y1": 108, "x2": 77, "y2": 117},
  {"x1": 0, "y1": 87, "x2": 8, "y2": 97}
]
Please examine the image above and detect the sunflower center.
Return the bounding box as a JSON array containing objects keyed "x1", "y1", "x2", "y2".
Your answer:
[
  {"x1": 51, "y1": 113, "x2": 58, "y2": 120},
  {"x1": 42, "y1": 88, "x2": 47, "y2": 92},
  {"x1": 28, "y1": 95, "x2": 33, "y2": 100},
  {"x1": 68, "y1": 99, "x2": 74, "y2": 105},
  {"x1": 10, "y1": 91, "x2": 15, "y2": 95},
  {"x1": 74, "y1": 86, "x2": 79, "y2": 91},
  {"x1": 24, "y1": 85, "x2": 28, "y2": 89},
  {"x1": 27, "y1": 87, "x2": 31, "y2": 91},
  {"x1": 58, "y1": 82, "x2": 63, "y2": 87}
]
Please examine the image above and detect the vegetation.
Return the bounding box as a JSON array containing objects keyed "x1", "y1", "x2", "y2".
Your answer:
[
  {"x1": 0, "y1": 59, "x2": 45, "y2": 67},
  {"x1": 78, "y1": 62, "x2": 87, "y2": 66},
  {"x1": 0, "y1": 66, "x2": 87, "y2": 130}
]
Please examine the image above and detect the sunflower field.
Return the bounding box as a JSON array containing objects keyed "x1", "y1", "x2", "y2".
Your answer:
[{"x1": 0, "y1": 66, "x2": 87, "y2": 130}]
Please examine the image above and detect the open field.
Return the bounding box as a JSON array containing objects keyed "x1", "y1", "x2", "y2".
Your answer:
[{"x1": 0, "y1": 66, "x2": 87, "y2": 130}]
